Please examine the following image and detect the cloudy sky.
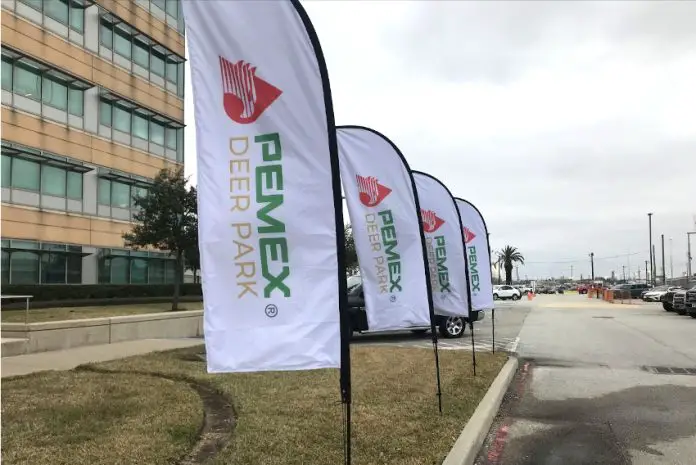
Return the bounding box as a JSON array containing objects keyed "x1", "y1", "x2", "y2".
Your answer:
[{"x1": 184, "y1": 1, "x2": 696, "y2": 282}]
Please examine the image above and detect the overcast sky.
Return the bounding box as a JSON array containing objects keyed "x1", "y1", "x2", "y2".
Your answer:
[{"x1": 184, "y1": 1, "x2": 696, "y2": 282}]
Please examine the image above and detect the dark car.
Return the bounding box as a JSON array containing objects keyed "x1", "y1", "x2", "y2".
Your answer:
[
  {"x1": 686, "y1": 286, "x2": 696, "y2": 318},
  {"x1": 611, "y1": 283, "x2": 650, "y2": 299},
  {"x1": 662, "y1": 287, "x2": 684, "y2": 312},
  {"x1": 347, "y1": 282, "x2": 483, "y2": 339}
]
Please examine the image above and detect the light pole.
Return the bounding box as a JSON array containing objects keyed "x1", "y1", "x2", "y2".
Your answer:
[
  {"x1": 661, "y1": 234, "x2": 666, "y2": 284},
  {"x1": 622, "y1": 265, "x2": 626, "y2": 282},
  {"x1": 589, "y1": 252, "x2": 595, "y2": 281},
  {"x1": 688, "y1": 231, "x2": 695, "y2": 286},
  {"x1": 645, "y1": 260, "x2": 649, "y2": 285},
  {"x1": 647, "y1": 213, "x2": 654, "y2": 286},
  {"x1": 670, "y1": 237, "x2": 673, "y2": 280}
]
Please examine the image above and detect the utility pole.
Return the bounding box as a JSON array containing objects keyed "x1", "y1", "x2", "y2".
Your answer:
[
  {"x1": 622, "y1": 265, "x2": 626, "y2": 282},
  {"x1": 589, "y1": 252, "x2": 595, "y2": 281},
  {"x1": 661, "y1": 234, "x2": 666, "y2": 284},
  {"x1": 688, "y1": 231, "x2": 695, "y2": 286},
  {"x1": 645, "y1": 260, "x2": 649, "y2": 285},
  {"x1": 670, "y1": 237, "x2": 674, "y2": 280},
  {"x1": 570, "y1": 265, "x2": 574, "y2": 280},
  {"x1": 652, "y1": 244, "x2": 657, "y2": 285},
  {"x1": 648, "y1": 213, "x2": 654, "y2": 286}
]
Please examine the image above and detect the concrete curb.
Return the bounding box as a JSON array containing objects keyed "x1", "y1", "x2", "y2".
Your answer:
[{"x1": 442, "y1": 356, "x2": 519, "y2": 465}]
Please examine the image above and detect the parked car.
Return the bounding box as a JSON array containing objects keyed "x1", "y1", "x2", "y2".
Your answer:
[
  {"x1": 642, "y1": 285, "x2": 681, "y2": 302},
  {"x1": 346, "y1": 280, "x2": 484, "y2": 338},
  {"x1": 686, "y1": 286, "x2": 696, "y2": 318},
  {"x1": 661, "y1": 287, "x2": 684, "y2": 312},
  {"x1": 577, "y1": 284, "x2": 589, "y2": 295},
  {"x1": 611, "y1": 283, "x2": 650, "y2": 299},
  {"x1": 673, "y1": 288, "x2": 688, "y2": 315},
  {"x1": 493, "y1": 285, "x2": 522, "y2": 301}
]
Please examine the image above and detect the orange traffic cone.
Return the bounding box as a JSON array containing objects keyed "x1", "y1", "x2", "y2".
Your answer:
[{"x1": 527, "y1": 291, "x2": 533, "y2": 300}]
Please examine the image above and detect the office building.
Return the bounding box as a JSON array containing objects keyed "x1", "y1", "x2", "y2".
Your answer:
[{"x1": 1, "y1": 0, "x2": 185, "y2": 285}]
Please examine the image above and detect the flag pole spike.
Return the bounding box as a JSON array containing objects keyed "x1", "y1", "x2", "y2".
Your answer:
[{"x1": 470, "y1": 321, "x2": 477, "y2": 376}]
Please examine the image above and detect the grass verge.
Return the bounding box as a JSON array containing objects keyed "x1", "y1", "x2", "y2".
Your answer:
[
  {"x1": 1, "y1": 302, "x2": 202, "y2": 323},
  {"x1": 1, "y1": 369, "x2": 202, "y2": 465},
  {"x1": 2, "y1": 345, "x2": 508, "y2": 465}
]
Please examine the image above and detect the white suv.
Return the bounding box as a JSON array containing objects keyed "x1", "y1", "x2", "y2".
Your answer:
[{"x1": 493, "y1": 285, "x2": 521, "y2": 301}]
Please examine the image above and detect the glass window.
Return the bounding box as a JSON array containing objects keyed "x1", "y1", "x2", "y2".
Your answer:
[
  {"x1": 176, "y1": 129, "x2": 184, "y2": 162},
  {"x1": 113, "y1": 105, "x2": 131, "y2": 133},
  {"x1": 149, "y1": 259, "x2": 164, "y2": 283},
  {"x1": 41, "y1": 165, "x2": 67, "y2": 197},
  {"x1": 67, "y1": 254, "x2": 82, "y2": 283},
  {"x1": 150, "y1": 121, "x2": 165, "y2": 145},
  {"x1": 66, "y1": 171, "x2": 82, "y2": 199},
  {"x1": 99, "y1": 101, "x2": 112, "y2": 126},
  {"x1": 18, "y1": 0, "x2": 42, "y2": 11},
  {"x1": 11, "y1": 158, "x2": 40, "y2": 191},
  {"x1": 151, "y1": 52, "x2": 165, "y2": 77},
  {"x1": 10, "y1": 251, "x2": 39, "y2": 284},
  {"x1": 133, "y1": 39, "x2": 150, "y2": 69},
  {"x1": 100, "y1": 21, "x2": 113, "y2": 48},
  {"x1": 152, "y1": 0, "x2": 166, "y2": 10},
  {"x1": 113, "y1": 25, "x2": 132, "y2": 59},
  {"x1": 111, "y1": 181, "x2": 130, "y2": 208},
  {"x1": 131, "y1": 186, "x2": 148, "y2": 207},
  {"x1": 166, "y1": 61, "x2": 178, "y2": 84},
  {"x1": 98, "y1": 178, "x2": 111, "y2": 205},
  {"x1": 2, "y1": 155, "x2": 11, "y2": 187},
  {"x1": 2, "y1": 58, "x2": 12, "y2": 91},
  {"x1": 1, "y1": 250, "x2": 9, "y2": 284},
  {"x1": 13, "y1": 63, "x2": 41, "y2": 100},
  {"x1": 165, "y1": 128, "x2": 177, "y2": 150},
  {"x1": 69, "y1": 4, "x2": 84, "y2": 33},
  {"x1": 166, "y1": 0, "x2": 179, "y2": 18},
  {"x1": 131, "y1": 258, "x2": 148, "y2": 284},
  {"x1": 68, "y1": 87, "x2": 84, "y2": 116},
  {"x1": 45, "y1": 0, "x2": 69, "y2": 24},
  {"x1": 165, "y1": 260, "x2": 177, "y2": 283},
  {"x1": 110, "y1": 257, "x2": 129, "y2": 284},
  {"x1": 132, "y1": 113, "x2": 149, "y2": 140},
  {"x1": 42, "y1": 77, "x2": 68, "y2": 110},
  {"x1": 41, "y1": 253, "x2": 66, "y2": 284}
]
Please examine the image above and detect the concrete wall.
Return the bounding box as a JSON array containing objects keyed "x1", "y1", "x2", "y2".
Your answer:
[{"x1": 1, "y1": 310, "x2": 203, "y2": 356}]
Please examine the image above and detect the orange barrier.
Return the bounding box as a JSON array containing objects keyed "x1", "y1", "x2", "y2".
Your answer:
[{"x1": 527, "y1": 292, "x2": 534, "y2": 300}]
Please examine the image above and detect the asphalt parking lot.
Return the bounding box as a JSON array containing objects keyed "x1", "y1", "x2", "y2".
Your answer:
[
  {"x1": 475, "y1": 294, "x2": 696, "y2": 465},
  {"x1": 351, "y1": 300, "x2": 532, "y2": 353}
]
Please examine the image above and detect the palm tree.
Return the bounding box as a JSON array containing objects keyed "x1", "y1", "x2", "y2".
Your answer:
[
  {"x1": 499, "y1": 246, "x2": 525, "y2": 285},
  {"x1": 494, "y1": 251, "x2": 504, "y2": 285}
]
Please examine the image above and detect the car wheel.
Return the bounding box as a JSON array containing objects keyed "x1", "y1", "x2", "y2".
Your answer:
[
  {"x1": 493, "y1": 294, "x2": 499, "y2": 300},
  {"x1": 663, "y1": 302, "x2": 673, "y2": 312},
  {"x1": 677, "y1": 308, "x2": 687, "y2": 316},
  {"x1": 511, "y1": 294, "x2": 520, "y2": 301},
  {"x1": 439, "y1": 316, "x2": 465, "y2": 339},
  {"x1": 690, "y1": 313, "x2": 696, "y2": 319}
]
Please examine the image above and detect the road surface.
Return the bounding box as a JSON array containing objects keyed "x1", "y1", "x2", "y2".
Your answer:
[{"x1": 476, "y1": 293, "x2": 696, "y2": 465}]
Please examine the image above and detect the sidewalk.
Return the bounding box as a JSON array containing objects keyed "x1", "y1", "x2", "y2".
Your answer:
[{"x1": 1, "y1": 338, "x2": 203, "y2": 378}]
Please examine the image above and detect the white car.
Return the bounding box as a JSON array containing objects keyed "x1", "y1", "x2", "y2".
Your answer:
[
  {"x1": 642, "y1": 285, "x2": 681, "y2": 302},
  {"x1": 493, "y1": 285, "x2": 522, "y2": 301}
]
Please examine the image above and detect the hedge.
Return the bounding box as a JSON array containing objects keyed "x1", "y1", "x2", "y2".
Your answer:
[{"x1": 1, "y1": 284, "x2": 203, "y2": 302}]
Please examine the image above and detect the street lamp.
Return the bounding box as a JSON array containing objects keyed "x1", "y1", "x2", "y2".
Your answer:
[
  {"x1": 688, "y1": 231, "x2": 696, "y2": 286},
  {"x1": 589, "y1": 252, "x2": 595, "y2": 281},
  {"x1": 647, "y1": 213, "x2": 654, "y2": 286}
]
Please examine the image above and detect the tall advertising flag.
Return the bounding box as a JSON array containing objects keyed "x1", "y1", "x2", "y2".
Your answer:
[
  {"x1": 413, "y1": 172, "x2": 470, "y2": 318},
  {"x1": 183, "y1": 0, "x2": 347, "y2": 373},
  {"x1": 337, "y1": 126, "x2": 432, "y2": 331},
  {"x1": 455, "y1": 198, "x2": 494, "y2": 311}
]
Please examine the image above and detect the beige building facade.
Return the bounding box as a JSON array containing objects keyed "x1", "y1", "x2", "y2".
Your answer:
[{"x1": 1, "y1": 0, "x2": 185, "y2": 285}]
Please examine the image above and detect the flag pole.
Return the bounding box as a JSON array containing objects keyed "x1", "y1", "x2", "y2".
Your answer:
[{"x1": 288, "y1": 1, "x2": 353, "y2": 461}]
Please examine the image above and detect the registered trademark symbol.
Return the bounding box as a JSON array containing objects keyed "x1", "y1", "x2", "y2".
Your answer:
[
  {"x1": 390, "y1": 295, "x2": 396, "y2": 303},
  {"x1": 265, "y1": 304, "x2": 278, "y2": 318}
]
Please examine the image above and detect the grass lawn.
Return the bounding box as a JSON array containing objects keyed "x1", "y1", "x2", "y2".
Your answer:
[
  {"x1": 2, "y1": 345, "x2": 508, "y2": 465},
  {"x1": 1, "y1": 302, "x2": 203, "y2": 323}
]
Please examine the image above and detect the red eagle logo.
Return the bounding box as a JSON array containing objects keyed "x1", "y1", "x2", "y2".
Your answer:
[
  {"x1": 220, "y1": 57, "x2": 282, "y2": 124},
  {"x1": 463, "y1": 227, "x2": 476, "y2": 243},
  {"x1": 421, "y1": 210, "x2": 445, "y2": 233},
  {"x1": 356, "y1": 175, "x2": 392, "y2": 207}
]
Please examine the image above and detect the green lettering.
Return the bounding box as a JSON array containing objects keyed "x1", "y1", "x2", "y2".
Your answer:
[
  {"x1": 255, "y1": 132, "x2": 282, "y2": 161},
  {"x1": 260, "y1": 237, "x2": 291, "y2": 298},
  {"x1": 255, "y1": 164, "x2": 285, "y2": 234}
]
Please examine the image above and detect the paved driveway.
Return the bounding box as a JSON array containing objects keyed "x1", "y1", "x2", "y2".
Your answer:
[{"x1": 476, "y1": 294, "x2": 696, "y2": 465}]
